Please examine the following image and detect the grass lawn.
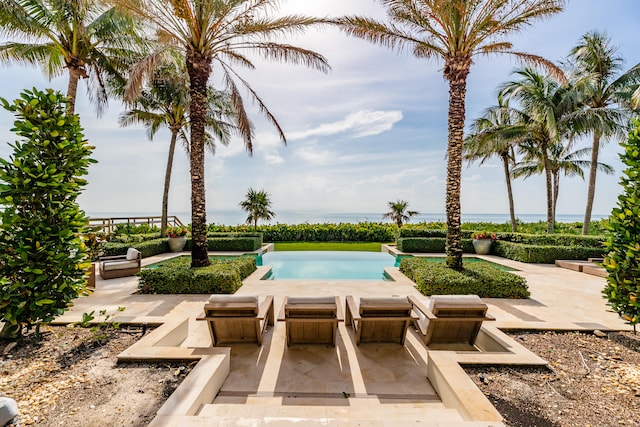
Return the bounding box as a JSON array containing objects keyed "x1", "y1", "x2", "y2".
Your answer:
[{"x1": 273, "y1": 242, "x2": 388, "y2": 251}]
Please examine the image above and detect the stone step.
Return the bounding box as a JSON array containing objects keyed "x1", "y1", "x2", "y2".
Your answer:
[{"x1": 198, "y1": 394, "x2": 464, "y2": 423}]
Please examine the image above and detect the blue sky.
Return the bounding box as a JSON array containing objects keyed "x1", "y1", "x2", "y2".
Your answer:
[{"x1": 0, "y1": 0, "x2": 638, "y2": 223}]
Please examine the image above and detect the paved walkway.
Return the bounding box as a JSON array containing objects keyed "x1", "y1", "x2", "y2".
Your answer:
[
  {"x1": 57, "y1": 252, "x2": 628, "y2": 332},
  {"x1": 53, "y1": 252, "x2": 630, "y2": 427}
]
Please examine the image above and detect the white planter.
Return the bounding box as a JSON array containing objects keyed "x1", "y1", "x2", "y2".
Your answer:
[
  {"x1": 472, "y1": 239, "x2": 493, "y2": 255},
  {"x1": 167, "y1": 236, "x2": 187, "y2": 252}
]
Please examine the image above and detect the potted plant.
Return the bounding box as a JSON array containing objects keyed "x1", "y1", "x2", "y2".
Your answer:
[
  {"x1": 472, "y1": 231, "x2": 497, "y2": 255},
  {"x1": 166, "y1": 226, "x2": 189, "y2": 252}
]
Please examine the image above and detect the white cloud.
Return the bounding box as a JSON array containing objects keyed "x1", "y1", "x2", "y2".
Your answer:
[{"x1": 289, "y1": 110, "x2": 403, "y2": 140}]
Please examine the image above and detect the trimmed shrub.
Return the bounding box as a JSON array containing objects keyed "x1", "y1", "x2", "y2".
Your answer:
[
  {"x1": 399, "y1": 257, "x2": 529, "y2": 299},
  {"x1": 109, "y1": 233, "x2": 161, "y2": 243},
  {"x1": 397, "y1": 237, "x2": 475, "y2": 253},
  {"x1": 208, "y1": 222, "x2": 396, "y2": 242},
  {"x1": 184, "y1": 236, "x2": 262, "y2": 252},
  {"x1": 137, "y1": 256, "x2": 256, "y2": 294},
  {"x1": 494, "y1": 241, "x2": 604, "y2": 263},
  {"x1": 496, "y1": 232, "x2": 604, "y2": 247},
  {"x1": 101, "y1": 239, "x2": 168, "y2": 258}
]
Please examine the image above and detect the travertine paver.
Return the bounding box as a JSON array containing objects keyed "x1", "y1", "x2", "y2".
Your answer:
[{"x1": 52, "y1": 251, "x2": 631, "y2": 426}]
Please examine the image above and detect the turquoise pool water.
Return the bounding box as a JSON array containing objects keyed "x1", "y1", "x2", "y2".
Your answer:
[{"x1": 258, "y1": 251, "x2": 400, "y2": 280}]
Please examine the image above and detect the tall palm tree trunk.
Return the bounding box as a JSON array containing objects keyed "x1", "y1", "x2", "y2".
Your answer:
[
  {"x1": 552, "y1": 170, "x2": 560, "y2": 225},
  {"x1": 502, "y1": 155, "x2": 517, "y2": 232},
  {"x1": 187, "y1": 50, "x2": 212, "y2": 268},
  {"x1": 66, "y1": 66, "x2": 81, "y2": 114},
  {"x1": 160, "y1": 128, "x2": 179, "y2": 238},
  {"x1": 582, "y1": 129, "x2": 602, "y2": 235},
  {"x1": 444, "y1": 57, "x2": 470, "y2": 271},
  {"x1": 542, "y1": 147, "x2": 555, "y2": 233}
]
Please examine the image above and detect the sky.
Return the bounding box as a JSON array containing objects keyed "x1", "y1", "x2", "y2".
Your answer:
[{"x1": 0, "y1": 0, "x2": 639, "y2": 224}]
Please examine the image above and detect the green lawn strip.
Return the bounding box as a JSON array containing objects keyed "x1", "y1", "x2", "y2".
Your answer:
[{"x1": 273, "y1": 242, "x2": 388, "y2": 251}]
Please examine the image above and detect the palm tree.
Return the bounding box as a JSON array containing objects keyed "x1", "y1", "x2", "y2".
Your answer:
[
  {"x1": 513, "y1": 142, "x2": 613, "y2": 224},
  {"x1": 239, "y1": 188, "x2": 275, "y2": 230},
  {"x1": 499, "y1": 67, "x2": 577, "y2": 233},
  {"x1": 336, "y1": 0, "x2": 564, "y2": 269},
  {"x1": 382, "y1": 200, "x2": 419, "y2": 228},
  {"x1": 112, "y1": 0, "x2": 330, "y2": 267},
  {"x1": 119, "y1": 60, "x2": 237, "y2": 237},
  {"x1": 0, "y1": 0, "x2": 147, "y2": 114},
  {"x1": 464, "y1": 98, "x2": 522, "y2": 232},
  {"x1": 566, "y1": 31, "x2": 640, "y2": 234}
]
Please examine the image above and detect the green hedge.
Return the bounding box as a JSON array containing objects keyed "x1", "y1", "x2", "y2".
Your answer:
[
  {"x1": 184, "y1": 237, "x2": 262, "y2": 252},
  {"x1": 397, "y1": 228, "x2": 476, "y2": 239},
  {"x1": 398, "y1": 228, "x2": 604, "y2": 247},
  {"x1": 397, "y1": 237, "x2": 475, "y2": 253},
  {"x1": 137, "y1": 256, "x2": 256, "y2": 294},
  {"x1": 208, "y1": 222, "x2": 396, "y2": 242},
  {"x1": 396, "y1": 228, "x2": 604, "y2": 262},
  {"x1": 109, "y1": 233, "x2": 161, "y2": 243},
  {"x1": 399, "y1": 258, "x2": 530, "y2": 298},
  {"x1": 493, "y1": 232, "x2": 604, "y2": 247},
  {"x1": 101, "y1": 239, "x2": 168, "y2": 258},
  {"x1": 494, "y1": 241, "x2": 605, "y2": 263}
]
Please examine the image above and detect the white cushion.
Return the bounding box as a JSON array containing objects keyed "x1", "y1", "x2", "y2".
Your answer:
[
  {"x1": 126, "y1": 248, "x2": 141, "y2": 261},
  {"x1": 427, "y1": 294, "x2": 483, "y2": 312},
  {"x1": 208, "y1": 295, "x2": 259, "y2": 305},
  {"x1": 101, "y1": 260, "x2": 139, "y2": 271},
  {"x1": 359, "y1": 296, "x2": 409, "y2": 307},
  {"x1": 286, "y1": 296, "x2": 336, "y2": 305}
]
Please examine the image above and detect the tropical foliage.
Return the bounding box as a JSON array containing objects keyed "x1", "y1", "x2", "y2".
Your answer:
[
  {"x1": 112, "y1": 0, "x2": 330, "y2": 267},
  {"x1": 239, "y1": 188, "x2": 275, "y2": 230},
  {"x1": 464, "y1": 98, "x2": 520, "y2": 232},
  {"x1": 119, "y1": 58, "x2": 237, "y2": 236},
  {"x1": 336, "y1": 0, "x2": 565, "y2": 269},
  {"x1": 466, "y1": 31, "x2": 639, "y2": 234},
  {"x1": 566, "y1": 31, "x2": 640, "y2": 234},
  {"x1": 0, "y1": 0, "x2": 147, "y2": 114},
  {"x1": 603, "y1": 119, "x2": 640, "y2": 332},
  {"x1": 382, "y1": 200, "x2": 419, "y2": 228},
  {"x1": 0, "y1": 88, "x2": 95, "y2": 339}
]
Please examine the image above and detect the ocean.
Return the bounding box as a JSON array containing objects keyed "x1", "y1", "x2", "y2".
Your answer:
[{"x1": 86, "y1": 210, "x2": 609, "y2": 226}]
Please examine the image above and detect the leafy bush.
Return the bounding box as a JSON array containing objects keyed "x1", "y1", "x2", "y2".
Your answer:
[
  {"x1": 496, "y1": 233, "x2": 604, "y2": 247},
  {"x1": 0, "y1": 88, "x2": 95, "y2": 338},
  {"x1": 494, "y1": 241, "x2": 604, "y2": 263},
  {"x1": 397, "y1": 237, "x2": 475, "y2": 253},
  {"x1": 137, "y1": 256, "x2": 256, "y2": 294},
  {"x1": 208, "y1": 222, "x2": 396, "y2": 242},
  {"x1": 183, "y1": 236, "x2": 262, "y2": 252},
  {"x1": 603, "y1": 120, "x2": 640, "y2": 329},
  {"x1": 101, "y1": 239, "x2": 168, "y2": 258},
  {"x1": 109, "y1": 233, "x2": 161, "y2": 243},
  {"x1": 113, "y1": 223, "x2": 161, "y2": 235},
  {"x1": 399, "y1": 258, "x2": 529, "y2": 298}
]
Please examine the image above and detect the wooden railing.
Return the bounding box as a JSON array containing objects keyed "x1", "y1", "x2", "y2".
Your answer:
[{"x1": 88, "y1": 215, "x2": 184, "y2": 236}]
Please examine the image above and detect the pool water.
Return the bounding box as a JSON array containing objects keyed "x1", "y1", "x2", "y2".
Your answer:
[{"x1": 258, "y1": 251, "x2": 399, "y2": 280}]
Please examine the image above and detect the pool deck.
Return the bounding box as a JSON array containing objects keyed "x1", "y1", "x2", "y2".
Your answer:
[{"x1": 52, "y1": 251, "x2": 631, "y2": 426}]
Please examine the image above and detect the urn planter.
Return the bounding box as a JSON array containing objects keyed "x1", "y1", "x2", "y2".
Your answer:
[
  {"x1": 472, "y1": 239, "x2": 493, "y2": 255},
  {"x1": 167, "y1": 236, "x2": 187, "y2": 252}
]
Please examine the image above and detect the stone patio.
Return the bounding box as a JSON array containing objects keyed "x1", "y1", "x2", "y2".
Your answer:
[{"x1": 53, "y1": 250, "x2": 631, "y2": 426}]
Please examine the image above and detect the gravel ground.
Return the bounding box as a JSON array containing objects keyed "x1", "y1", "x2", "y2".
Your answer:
[
  {"x1": 0, "y1": 326, "x2": 192, "y2": 427},
  {"x1": 1, "y1": 327, "x2": 639, "y2": 426},
  {"x1": 466, "y1": 330, "x2": 640, "y2": 427}
]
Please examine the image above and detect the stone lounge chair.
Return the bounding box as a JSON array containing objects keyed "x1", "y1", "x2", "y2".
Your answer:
[
  {"x1": 197, "y1": 295, "x2": 275, "y2": 346},
  {"x1": 345, "y1": 296, "x2": 417, "y2": 345},
  {"x1": 409, "y1": 295, "x2": 495, "y2": 349},
  {"x1": 278, "y1": 296, "x2": 343, "y2": 347},
  {"x1": 98, "y1": 248, "x2": 141, "y2": 280}
]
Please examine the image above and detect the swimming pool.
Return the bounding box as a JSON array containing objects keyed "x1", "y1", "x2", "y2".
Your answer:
[{"x1": 258, "y1": 251, "x2": 400, "y2": 280}]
